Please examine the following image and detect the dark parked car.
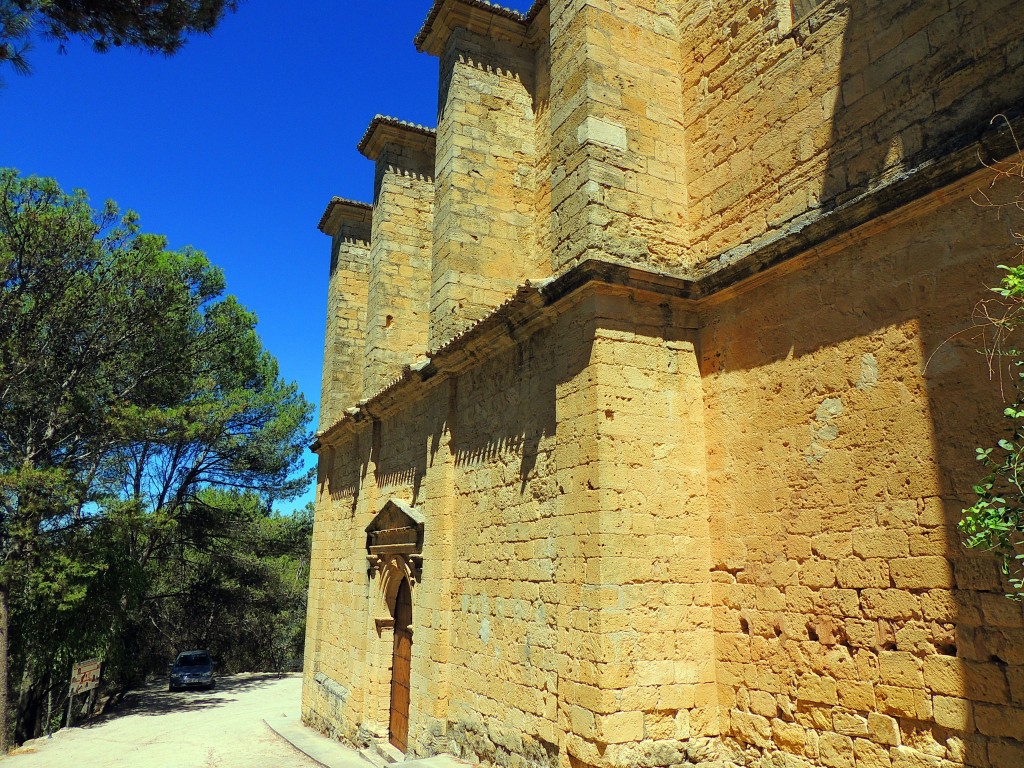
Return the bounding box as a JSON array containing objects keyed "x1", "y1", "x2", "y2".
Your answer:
[{"x1": 168, "y1": 650, "x2": 215, "y2": 691}]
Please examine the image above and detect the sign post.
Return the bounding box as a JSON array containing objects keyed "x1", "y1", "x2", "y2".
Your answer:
[{"x1": 66, "y1": 658, "x2": 102, "y2": 728}]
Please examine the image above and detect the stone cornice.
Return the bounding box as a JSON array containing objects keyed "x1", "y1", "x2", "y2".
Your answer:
[
  {"x1": 312, "y1": 261, "x2": 700, "y2": 451},
  {"x1": 317, "y1": 197, "x2": 372, "y2": 237},
  {"x1": 415, "y1": 0, "x2": 532, "y2": 56},
  {"x1": 523, "y1": 0, "x2": 547, "y2": 23},
  {"x1": 357, "y1": 115, "x2": 437, "y2": 161}
]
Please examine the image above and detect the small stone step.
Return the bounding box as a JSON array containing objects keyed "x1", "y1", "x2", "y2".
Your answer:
[
  {"x1": 372, "y1": 740, "x2": 405, "y2": 764},
  {"x1": 400, "y1": 755, "x2": 477, "y2": 767},
  {"x1": 359, "y1": 747, "x2": 390, "y2": 768}
]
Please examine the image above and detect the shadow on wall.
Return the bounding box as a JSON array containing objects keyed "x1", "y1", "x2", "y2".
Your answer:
[
  {"x1": 372, "y1": 157, "x2": 435, "y2": 209},
  {"x1": 321, "y1": 316, "x2": 586, "y2": 524},
  {"x1": 323, "y1": 438, "x2": 363, "y2": 519},
  {"x1": 703, "y1": 134, "x2": 1024, "y2": 768},
  {"x1": 700, "y1": 175, "x2": 1022, "y2": 764},
  {"x1": 372, "y1": 388, "x2": 450, "y2": 507},
  {"x1": 437, "y1": 29, "x2": 536, "y2": 129},
  {"x1": 449, "y1": 329, "x2": 564, "y2": 497},
  {"x1": 817, "y1": 7, "x2": 1024, "y2": 758},
  {"x1": 819, "y1": 0, "x2": 1024, "y2": 210},
  {"x1": 361, "y1": 319, "x2": 582, "y2": 508}
]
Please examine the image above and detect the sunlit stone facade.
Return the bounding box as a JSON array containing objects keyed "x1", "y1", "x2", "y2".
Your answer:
[{"x1": 304, "y1": 2, "x2": 1024, "y2": 766}]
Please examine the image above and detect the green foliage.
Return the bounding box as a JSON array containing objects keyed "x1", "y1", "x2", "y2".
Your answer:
[
  {"x1": 963, "y1": 149, "x2": 1024, "y2": 598},
  {"x1": 0, "y1": 0, "x2": 241, "y2": 79},
  {"x1": 0, "y1": 169, "x2": 224, "y2": 482},
  {"x1": 962, "y1": 390, "x2": 1024, "y2": 597},
  {"x1": 0, "y1": 168, "x2": 312, "y2": 744},
  {"x1": 142, "y1": 491, "x2": 312, "y2": 674},
  {"x1": 0, "y1": 3, "x2": 32, "y2": 76}
]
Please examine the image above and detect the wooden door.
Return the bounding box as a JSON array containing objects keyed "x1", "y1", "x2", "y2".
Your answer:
[{"x1": 389, "y1": 578, "x2": 412, "y2": 752}]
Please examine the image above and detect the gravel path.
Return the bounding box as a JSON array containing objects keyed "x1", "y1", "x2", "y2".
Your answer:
[{"x1": 3, "y1": 673, "x2": 321, "y2": 767}]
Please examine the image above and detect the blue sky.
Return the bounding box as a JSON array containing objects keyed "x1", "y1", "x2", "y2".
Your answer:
[{"x1": 0, "y1": 0, "x2": 534, "y2": 510}]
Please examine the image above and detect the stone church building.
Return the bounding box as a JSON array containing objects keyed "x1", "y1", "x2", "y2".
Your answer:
[{"x1": 303, "y1": 1, "x2": 1024, "y2": 766}]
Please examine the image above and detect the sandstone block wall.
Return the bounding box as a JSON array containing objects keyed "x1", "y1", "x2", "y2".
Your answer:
[
  {"x1": 307, "y1": 1, "x2": 1024, "y2": 767},
  {"x1": 547, "y1": 0, "x2": 689, "y2": 275},
  {"x1": 681, "y1": 0, "x2": 1024, "y2": 264},
  {"x1": 307, "y1": 290, "x2": 731, "y2": 767},
  {"x1": 309, "y1": 168, "x2": 1024, "y2": 768},
  {"x1": 700, "y1": 174, "x2": 1024, "y2": 768},
  {"x1": 529, "y1": 6, "x2": 553, "y2": 287},
  {"x1": 304, "y1": 429, "x2": 368, "y2": 738}
]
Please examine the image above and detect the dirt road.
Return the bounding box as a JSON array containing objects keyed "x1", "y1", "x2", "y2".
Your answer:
[{"x1": 4, "y1": 673, "x2": 322, "y2": 768}]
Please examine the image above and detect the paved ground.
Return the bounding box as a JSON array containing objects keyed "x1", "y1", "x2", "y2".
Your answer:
[{"x1": 3, "y1": 673, "x2": 336, "y2": 768}]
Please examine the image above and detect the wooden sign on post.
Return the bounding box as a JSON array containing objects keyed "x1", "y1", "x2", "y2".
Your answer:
[
  {"x1": 70, "y1": 658, "x2": 102, "y2": 695},
  {"x1": 67, "y1": 657, "x2": 102, "y2": 728}
]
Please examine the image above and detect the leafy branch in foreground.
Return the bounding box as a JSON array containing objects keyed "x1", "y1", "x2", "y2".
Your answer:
[
  {"x1": 0, "y1": 3, "x2": 32, "y2": 76},
  {"x1": 962, "y1": 135, "x2": 1024, "y2": 597},
  {"x1": 0, "y1": 0, "x2": 241, "y2": 80}
]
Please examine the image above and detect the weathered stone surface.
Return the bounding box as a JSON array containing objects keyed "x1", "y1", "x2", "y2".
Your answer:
[
  {"x1": 305, "y1": 1, "x2": 1024, "y2": 767},
  {"x1": 317, "y1": 199, "x2": 371, "y2": 431}
]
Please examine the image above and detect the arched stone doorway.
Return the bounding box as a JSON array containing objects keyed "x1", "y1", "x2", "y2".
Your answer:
[
  {"x1": 366, "y1": 498, "x2": 424, "y2": 754},
  {"x1": 389, "y1": 577, "x2": 413, "y2": 751}
]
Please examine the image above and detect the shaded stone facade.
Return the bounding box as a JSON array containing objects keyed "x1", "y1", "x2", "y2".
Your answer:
[{"x1": 304, "y1": 1, "x2": 1024, "y2": 767}]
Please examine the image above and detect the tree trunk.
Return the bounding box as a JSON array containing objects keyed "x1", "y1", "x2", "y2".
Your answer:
[
  {"x1": 15, "y1": 670, "x2": 43, "y2": 744},
  {"x1": 0, "y1": 582, "x2": 10, "y2": 753}
]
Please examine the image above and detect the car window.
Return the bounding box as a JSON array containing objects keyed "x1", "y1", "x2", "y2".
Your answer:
[{"x1": 176, "y1": 653, "x2": 211, "y2": 666}]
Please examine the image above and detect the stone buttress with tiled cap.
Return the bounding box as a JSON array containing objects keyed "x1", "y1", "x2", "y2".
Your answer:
[
  {"x1": 317, "y1": 196, "x2": 371, "y2": 431},
  {"x1": 418, "y1": 0, "x2": 550, "y2": 350},
  {"x1": 358, "y1": 116, "x2": 437, "y2": 397}
]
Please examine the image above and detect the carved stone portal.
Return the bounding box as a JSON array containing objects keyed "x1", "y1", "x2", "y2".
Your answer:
[
  {"x1": 365, "y1": 499, "x2": 424, "y2": 743},
  {"x1": 365, "y1": 498, "x2": 425, "y2": 582}
]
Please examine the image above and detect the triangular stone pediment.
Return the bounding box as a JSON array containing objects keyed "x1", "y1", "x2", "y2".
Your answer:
[{"x1": 365, "y1": 498, "x2": 425, "y2": 555}]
